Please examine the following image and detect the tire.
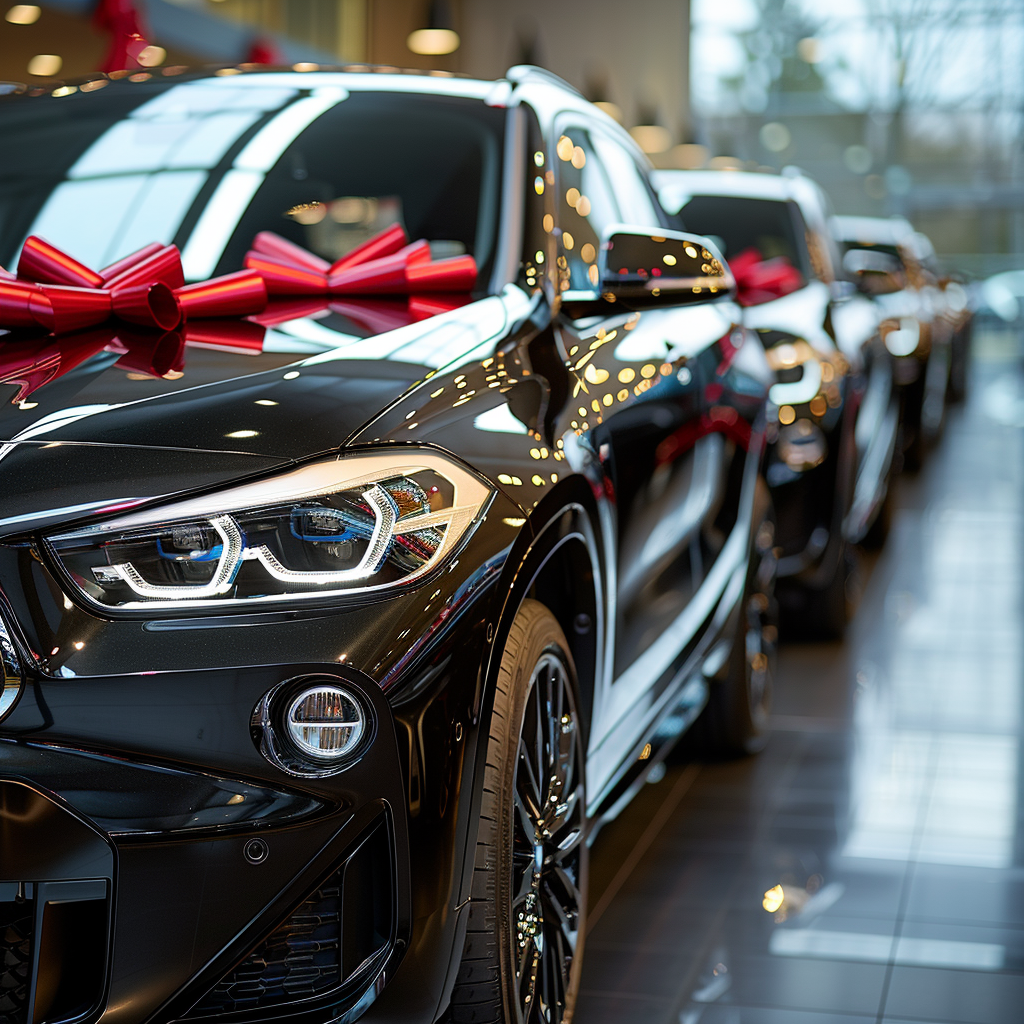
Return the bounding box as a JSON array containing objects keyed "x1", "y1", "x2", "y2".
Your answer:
[
  {"x1": 947, "y1": 324, "x2": 970, "y2": 404},
  {"x1": 798, "y1": 541, "x2": 853, "y2": 640},
  {"x1": 861, "y1": 481, "x2": 893, "y2": 551},
  {"x1": 446, "y1": 600, "x2": 587, "y2": 1024},
  {"x1": 698, "y1": 481, "x2": 778, "y2": 757}
]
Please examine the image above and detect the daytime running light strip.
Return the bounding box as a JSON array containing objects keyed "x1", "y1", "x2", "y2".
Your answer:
[{"x1": 114, "y1": 514, "x2": 244, "y2": 599}]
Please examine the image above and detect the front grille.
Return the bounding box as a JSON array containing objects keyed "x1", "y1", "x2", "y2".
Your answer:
[
  {"x1": 188, "y1": 817, "x2": 393, "y2": 1018},
  {"x1": 0, "y1": 899, "x2": 33, "y2": 1024}
]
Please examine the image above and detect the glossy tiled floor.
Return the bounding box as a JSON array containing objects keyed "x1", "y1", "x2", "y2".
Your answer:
[{"x1": 579, "y1": 323, "x2": 1024, "y2": 1024}]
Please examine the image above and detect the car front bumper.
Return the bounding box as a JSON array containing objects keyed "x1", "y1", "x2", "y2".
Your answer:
[{"x1": 0, "y1": 660, "x2": 412, "y2": 1024}]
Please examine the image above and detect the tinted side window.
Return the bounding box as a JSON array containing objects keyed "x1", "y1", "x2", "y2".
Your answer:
[
  {"x1": 552, "y1": 127, "x2": 619, "y2": 293},
  {"x1": 520, "y1": 105, "x2": 554, "y2": 294},
  {"x1": 677, "y1": 195, "x2": 809, "y2": 285},
  {"x1": 591, "y1": 134, "x2": 662, "y2": 229}
]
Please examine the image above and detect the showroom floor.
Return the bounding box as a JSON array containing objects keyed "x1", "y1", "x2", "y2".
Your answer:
[{"x1": 578, "y1": 322, "x2": 1024, "y2": 1024}]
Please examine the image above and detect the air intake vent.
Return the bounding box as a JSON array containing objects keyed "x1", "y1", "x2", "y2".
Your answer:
[
  {"x1": 187, "y1": 817, "x2": 393, "y2": 1019},
  {"x1": 0, "y1": 898, "x2": 33, "y2": 1024}
]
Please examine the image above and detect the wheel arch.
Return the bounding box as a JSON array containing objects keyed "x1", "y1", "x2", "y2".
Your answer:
[{"x1": 487, "y1": 475, "x2": 609, "y2": 747}]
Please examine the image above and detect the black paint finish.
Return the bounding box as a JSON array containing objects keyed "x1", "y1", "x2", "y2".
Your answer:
[{"x1": 0, "y1": 66, "x2": 788, "y2": 1024}]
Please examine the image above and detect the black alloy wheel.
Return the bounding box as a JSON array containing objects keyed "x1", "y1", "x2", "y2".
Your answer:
[
  {"x1": 510, "y1": 651, "x2": 585, "y2": 1023},
  {"x1": 446, "y1": 600, "x2": 587, "y2": 1024}
]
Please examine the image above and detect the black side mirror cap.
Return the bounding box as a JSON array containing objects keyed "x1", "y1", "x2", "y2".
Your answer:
[{"x1": 598, "y1": 226, "x2": 735, "y2": 308}]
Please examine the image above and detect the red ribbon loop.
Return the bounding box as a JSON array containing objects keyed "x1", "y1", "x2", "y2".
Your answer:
[
  {"x1": 245, "y1": 253, "x2": 328, "y2": 296},
  {"x1": 18, "y1": 236, "x2": 105, "y2": 289},
  {"x1": 730, "y1": 247, "x2": 803, "y2": 307},
  {"x1": 251, "y1": 231, "x2": 331, "y2": 274},
  {"x1": 0, "y1": 237, "x2": 267, "y2": 337},
  {"x1": 177, "y1": 270, "x2": 268, "y2": 319},
  {"x1": 330, "y1": 222, "x2": 408, "y2": 272},
  {"x1": 245, "y1": 227, "x2": 478, "y2": 300}
]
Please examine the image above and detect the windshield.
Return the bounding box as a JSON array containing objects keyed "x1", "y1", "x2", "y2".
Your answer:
[
  {"x1": 0, "y1": 73, "x2": 505, "y2": 287},
  {"x1": 839, "y1": 238, "x2": 906, "y2": 268},
  {"x1": 675, "y1": 195, "x2": 809, "y2": 284}
]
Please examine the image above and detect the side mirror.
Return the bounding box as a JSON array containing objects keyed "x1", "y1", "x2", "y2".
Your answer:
[
  {"x1": 842, "y1": 248, "x2": 905, "y2": 295},
  {"x1": 599, "y1": 226, "x2": 735, "y2": 308}
]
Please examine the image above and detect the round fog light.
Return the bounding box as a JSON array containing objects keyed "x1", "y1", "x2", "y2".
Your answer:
[{"x1": 286, "y1": 685, "x2": 365, "y2": 761}]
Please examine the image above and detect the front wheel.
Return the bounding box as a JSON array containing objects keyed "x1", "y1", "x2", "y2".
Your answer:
[{"x1": 446, "y1": 600, "x2": 587, "y2": 1024}]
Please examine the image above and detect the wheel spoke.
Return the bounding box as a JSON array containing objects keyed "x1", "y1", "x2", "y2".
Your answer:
[
  {"x1": 509, "y1": 651, "x2": 585, "y2": 1024},
  {"x1": 544, "y1": 866, "x2": 581, "y2": 949},
  {"x1": 517, "y1": 739, "x2": 544, "y2": 818}
]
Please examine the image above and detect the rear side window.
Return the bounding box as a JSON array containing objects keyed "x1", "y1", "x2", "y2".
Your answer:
[{"x1": 676, "y1": 195, "x2": 809, "y2": 284}]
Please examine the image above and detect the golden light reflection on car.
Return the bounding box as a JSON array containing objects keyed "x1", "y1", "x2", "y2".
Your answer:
[{"x1": 762, "y1": 884, "x2": 784, "y2": 913}]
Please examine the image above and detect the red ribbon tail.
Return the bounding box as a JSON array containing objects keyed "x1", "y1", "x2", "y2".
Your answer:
[
  {"x1": 327, "y1": 241, "x2": 433, "y2": 296},
  {"x1": 100, "y1": 243, "x2": 166, "y2": 283}
]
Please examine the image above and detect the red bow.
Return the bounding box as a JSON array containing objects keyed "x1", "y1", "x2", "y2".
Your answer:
[
  {"x1": 244, "y1": 224, "x2": 478, "y2": 297},
  {"x1": 0, "y1": 237, "x2": 267, "y2": 337},
  {"x1": 92, "y1": 0, "x2": 151, "y2": 74},
  {"x1": 729, "y1": 247, "x2": 803, "y2": 307},
  {"x1": 0, "y1": 318, "x2": 269, "y2": 404}
]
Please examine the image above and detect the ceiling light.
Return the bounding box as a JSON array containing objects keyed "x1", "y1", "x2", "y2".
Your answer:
[
  {"x1": 593, "y1": 101, "x2": 622, "y2": 123},
  {"x1": 5, "y1": 5, "x2": 40, "y2": 25},
  {"x1": 629, "y1": 124, "x2": 671, "y2": 154},
  {"x1": 27, "y1": 53, "x2": 61, "y2": 77},
  {"x1": 407, "y1": 28, "x2": 459, "y2": 55},
  {"x1": 667, "y1": 143, "x2": 708, "y2": 169}
]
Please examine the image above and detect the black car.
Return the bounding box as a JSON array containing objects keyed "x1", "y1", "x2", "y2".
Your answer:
[
  {"x1": 656, "y1": 169, "x2": 899, "y2": 635},
  {"x1": 0, "y1": 66, "x2": 778, "y2": 1024},
  {"x1": 831, "y1": 215, "x2": 968, "y2": 472}
]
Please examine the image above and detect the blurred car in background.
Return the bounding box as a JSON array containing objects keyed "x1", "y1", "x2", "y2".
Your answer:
[
  {"x1": 831, "y1": 215, "x2": 964, "y2": 469},
  {"x1": 655, "y1": 168, "x2": 898, "y2": 637}
]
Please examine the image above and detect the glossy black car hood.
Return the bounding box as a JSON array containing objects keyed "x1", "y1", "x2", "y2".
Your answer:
[
  {"x1": 0, "y1": 299, "x2": 506, "y2": 452},
  {"x1": 0, "y1": 297, "x2": 511, "y2": 534}
]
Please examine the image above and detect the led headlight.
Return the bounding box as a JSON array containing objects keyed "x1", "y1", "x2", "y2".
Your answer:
[{"x1": 46, "y1": 450, "x2": 493, "y2": 612}]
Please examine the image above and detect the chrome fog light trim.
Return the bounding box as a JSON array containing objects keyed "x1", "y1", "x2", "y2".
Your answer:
[{"x1": 252, "y1": 675, "x2": 372, "y2": 778}]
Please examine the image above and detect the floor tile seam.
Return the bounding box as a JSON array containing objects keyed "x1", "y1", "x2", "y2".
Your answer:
[
  {"x1": 664, "y1": 732, "x2": 814, "y2": 1021},
  {"x1": 685, "y1": 1005, "x2": 876, "y2": 1022},
  {"x1": 875, "y1": 723, "x2": 947, "y2": 1022},
  {"x1": 585, "y1": 762, "x2": 702, "y2": 933}
]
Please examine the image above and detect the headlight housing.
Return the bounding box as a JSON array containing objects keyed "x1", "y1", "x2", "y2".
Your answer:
[{"x1": 46, "y1": 449, "x2": 493, "y2": 612}]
